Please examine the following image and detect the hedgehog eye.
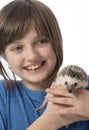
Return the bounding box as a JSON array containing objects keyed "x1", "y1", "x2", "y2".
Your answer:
[
  {"x1": 74, "y1": 82, "x2": 77, "y2": 87},
  {"x1": 65, "y1": 81, "x2": 68, "y2": 85}
]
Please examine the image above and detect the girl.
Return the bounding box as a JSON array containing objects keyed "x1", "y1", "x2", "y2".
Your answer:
[{"x1": 0, "y1": 0, "x2": 89, "y2": 130}]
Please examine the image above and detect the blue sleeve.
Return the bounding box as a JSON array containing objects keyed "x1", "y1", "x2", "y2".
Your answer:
[{"x1": 0, "y1": 80, "x2": 7, "y2": 130}]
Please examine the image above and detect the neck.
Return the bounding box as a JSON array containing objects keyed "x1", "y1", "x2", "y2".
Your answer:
[{"x1": 22, "y1": 80, "x2": 52, "y2": 91}]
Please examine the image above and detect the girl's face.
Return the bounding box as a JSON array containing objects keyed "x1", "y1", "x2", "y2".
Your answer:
[{"x1": 4, "y1": 28, "x2": 56, "y2": 90}]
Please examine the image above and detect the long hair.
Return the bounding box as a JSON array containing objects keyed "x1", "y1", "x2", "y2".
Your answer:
[{"x1": 0, "y1": 0, "x2": 63, "y2": 86}]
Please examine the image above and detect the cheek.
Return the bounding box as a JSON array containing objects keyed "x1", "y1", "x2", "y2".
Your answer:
[
  {"x1": 45, "y1": 47, "x2": 56, "y2": 61},
  {"x1": 6, "y1": 55, "x2": 22, "y2": 69},
  {"x1": 43, "y1": 47, "x2": 57, "y2": 67}
]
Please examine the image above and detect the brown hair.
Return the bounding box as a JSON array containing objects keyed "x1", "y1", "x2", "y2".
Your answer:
[{"x1": 0, "y1": 0, "x2": 63, "y2": 85}]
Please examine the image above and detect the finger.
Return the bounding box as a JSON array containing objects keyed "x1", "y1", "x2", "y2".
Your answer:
[
  {"x1": 51, "y1": 82, "x2": 56, "y2": 88},
  {"x1": 48, "y1": 97, "x2": 74, "y2": 106},
  {"x1": 56, "y1": 107, "x2": 76, "y2": 115},
  {"x1": 51, "y1": 82, "x2": 63, "y2": 88},
  {"x1": 46, "y1": 87, "x2": 74, "y2": 98}
]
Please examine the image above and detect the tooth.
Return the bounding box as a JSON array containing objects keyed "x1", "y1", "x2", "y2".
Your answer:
[
  {"x1": 26, "y1": 63, "x2": 42, "y2": 70},
  {"x1": 35, "y1": 65, "x2": 38, "y2": 69},
  {"x1": 32, "y1": 66, "x2": 35, "y2": 70}
]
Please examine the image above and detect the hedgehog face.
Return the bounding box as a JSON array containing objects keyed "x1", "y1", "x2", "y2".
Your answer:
[
  {"x1": 64, "y1": 80, "x2": 78, "y2": 93},
  {"x1": 55, "y1": 74, "x2": 88, "y2": 93}
]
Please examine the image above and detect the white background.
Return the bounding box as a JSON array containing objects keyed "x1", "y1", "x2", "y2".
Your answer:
[{"x1": 0, "y1": 0, "x2": 89, "y2": 75}]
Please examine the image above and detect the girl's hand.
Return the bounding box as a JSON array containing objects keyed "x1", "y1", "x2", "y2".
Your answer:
[{"x1": 46, "y1": 82, "x2": 89, "y2": 127}]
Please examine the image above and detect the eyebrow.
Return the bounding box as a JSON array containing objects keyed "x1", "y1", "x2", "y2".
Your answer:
[{"x1": 9, "y1": 35, "x2": 49, "y2": 45}]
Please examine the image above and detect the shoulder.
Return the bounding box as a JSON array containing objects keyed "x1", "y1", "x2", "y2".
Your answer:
[
  {"x1": 0, "y1": 80, "x2": 7, "y2": 118},
  {"x1": 0, "y1": 80, "x2": 10, "y2": 107},
  {"x1": 0, "y1": 80, "x2": 19, "y2": 100},
  {"x1": 86, "y1": 75, "x2": 89, "y2": 90},
  {"x1": 88, "y1": 75, "x2": 89, "y2": 81},
  {"x1": 0, "y1": 80, "x2": 7, "y2": 95}
]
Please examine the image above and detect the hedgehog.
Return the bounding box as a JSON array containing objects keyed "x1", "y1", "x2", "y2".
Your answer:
[{"x1": 35, "y1": 65, "x2": 88, "y2": 112}]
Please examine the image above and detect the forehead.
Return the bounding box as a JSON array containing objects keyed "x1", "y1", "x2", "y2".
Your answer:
[{"x1": 19, "y1": 28, "x2": 38, "y2": 40}]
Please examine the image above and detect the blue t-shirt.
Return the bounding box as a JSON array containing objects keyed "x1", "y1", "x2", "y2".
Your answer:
[{"x1": 0, "y1": 80, "x2": 89, "y2": 130}]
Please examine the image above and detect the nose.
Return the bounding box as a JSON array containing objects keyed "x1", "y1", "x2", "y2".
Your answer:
[
  {"x1": 67, "y1": 85, "x2": 76, "y2": 93},
  {"x1": 25, "y1": 46, "x2": 39, "y2": 61},
  {"x1": 67, "y1": 85, "x2": 74, "y2": 93},
  {"x1": 68, "y1": 89, "x2": 73, "y2": 93}
]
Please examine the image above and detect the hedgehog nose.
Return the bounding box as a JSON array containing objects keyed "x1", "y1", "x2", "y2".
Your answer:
[
  {"x1": 67, "y1": 85, "x2": 75, "y2": 93},
  {"x1": 68, "y1": 89, "x2": 73, "y2": 93}
]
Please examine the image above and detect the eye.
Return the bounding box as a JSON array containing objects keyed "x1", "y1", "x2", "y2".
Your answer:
[
  {"x1": 65, "y1": 81, "x2": 68, "y2": 85},
  {"x1": 13, "y1": 46, "x2": 22, "y2": 50},
  {"x1": 37, "y1": 37, "x2": 49, "y2": 45},
  {"x1": 74, "y1": 82, "x2": 78, "y2": 87},
  {"x1": 10, "y1": 45, "x2": 23, "y2": 53}
]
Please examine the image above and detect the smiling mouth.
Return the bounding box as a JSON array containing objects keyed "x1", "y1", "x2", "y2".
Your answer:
[{"x1": 24, "y1": 61, "x2": 45, "y2": 71}]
